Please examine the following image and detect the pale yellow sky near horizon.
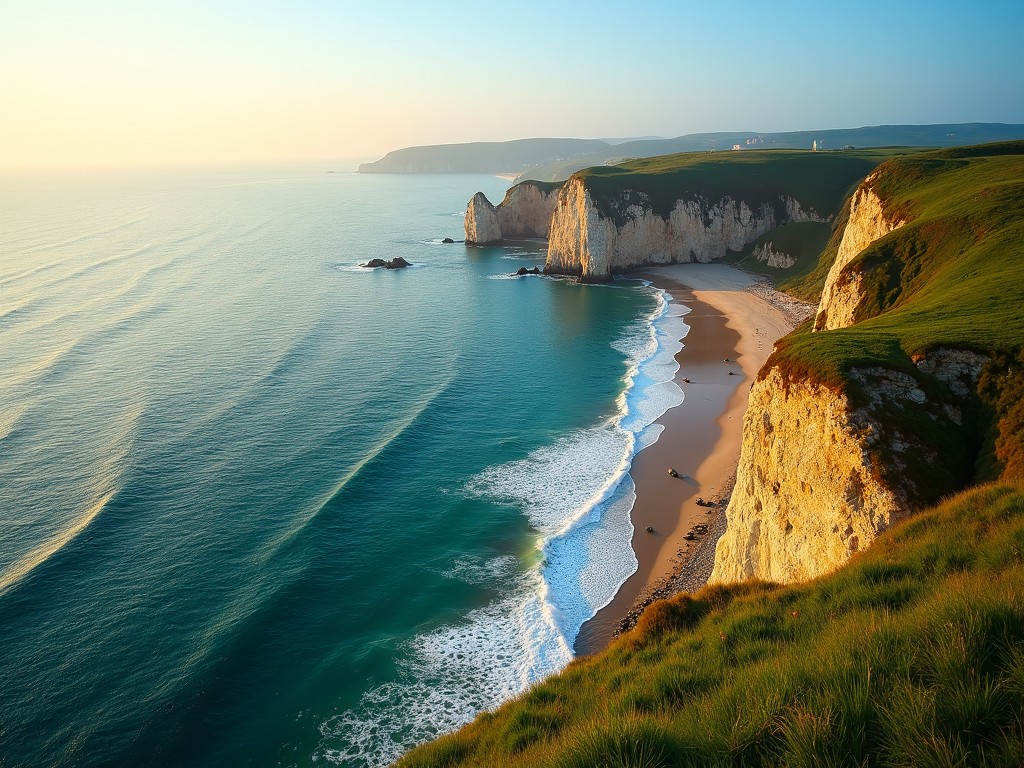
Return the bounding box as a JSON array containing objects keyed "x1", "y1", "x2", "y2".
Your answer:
[
  {"x1": 0, "y1": 3, "x2": 491, "y2": 170},
  {"x1": 3, "y1": 0, "x2": 1021, "y2": 171}
]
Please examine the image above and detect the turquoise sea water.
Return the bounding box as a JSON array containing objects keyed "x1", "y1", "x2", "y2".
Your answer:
[{"x1": 0, "y1": 169, "x2": 687, "y2": 766}]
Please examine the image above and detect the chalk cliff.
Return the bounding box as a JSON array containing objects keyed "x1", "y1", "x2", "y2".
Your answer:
[
  {"x1": 543, "y1": 177, "x2": 821, "y2": 282},
  {"x1": 464, "y1": 182, "x2": 560, "y2": 245},
  {"x1": 815, "y1": 177, "x2": 905, "y2": 330},
  {"x1": 710, "y1": 345, "x2": 988, "y2": 584},
  {"x1": 465, "y1": 193, "x2": 502, "y2": 245},
  {"x1": 709, "y1": 368, "x2": 905, "y2": 584}
]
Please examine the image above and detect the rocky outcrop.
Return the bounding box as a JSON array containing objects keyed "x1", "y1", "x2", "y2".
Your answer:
[
  {"x1": 362, "y1": 257, "x2": 411, "y2": 269},
  {"x1": 543, "y1": 177, "x2": 821, "y2": 282},
  {"x1": 709, "y1": 368, "x2": 906, "y2": 584},
  {"x1": 465, "y1": 193, "x2": 502, "y2": 245},
  {"x1": 751, "y1": 241, "x2": 796, "y2": 269},
  {"x1": 815, "y1": 177, "x2": 905, "y2": 330},
  {"x1": 464, "y1": 183, "x2": 560, "y2": 245},
  {"x1": 710, "y1": 344, "x2": 987, "y2": 585}
]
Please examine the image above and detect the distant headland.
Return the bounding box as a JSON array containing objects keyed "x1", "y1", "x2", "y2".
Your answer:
[{"x1": 359, "y1": 123, "x2": 1024, "y2": 182}]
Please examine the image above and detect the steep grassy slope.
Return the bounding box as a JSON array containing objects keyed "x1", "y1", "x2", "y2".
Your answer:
[{"x1": 400, "y1": 483, "x2": 1024, "y2": 767}]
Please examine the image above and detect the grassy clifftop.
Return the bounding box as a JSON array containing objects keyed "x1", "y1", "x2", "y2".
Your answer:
[
  {"x1": 780, "y1": 141, "x2": 1024, "y2": 365},
  {"x1": 400, "y1": 482, "x2": 1024, "y2": 767},
  {"x1": 572, "y1": 148, "x2": 901, "y2": 227}
]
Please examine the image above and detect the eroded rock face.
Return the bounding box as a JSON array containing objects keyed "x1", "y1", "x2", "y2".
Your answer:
[
  {"x1": 498, "y1": 183, "x2": 558, "y2": 238},
  {"x1": 464, "y1": 183, "x2": 559, "y2": 245},
  {"x1": 915, "y1": 348, "x2": 989, "y2": 399},
  {"x1": 544, "y1": 180, "x2": 610, "y2": 280},
  {"x1": 543, "y1": 177, "x2": 821, "y2": 282},
  {"x1": 751, "y1": 241, "x2": 796, "y2": 269},
  {"x1": 709, "y1": 368, "x2": 907, "y2": 585},
  {"x1": 465, "y1": 192, "x2": 502, "y2": 245},
  {"x1": 815, "y1": 178, "x2": 905, "y2": 331},
  {"x1": 709, "y1": 345, "x2": 989, "y2": 585}
]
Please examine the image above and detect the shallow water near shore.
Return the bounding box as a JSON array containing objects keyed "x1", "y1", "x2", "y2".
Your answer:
[{"x1": 0, "y1": 168, "x2": 686, "y2": 767}]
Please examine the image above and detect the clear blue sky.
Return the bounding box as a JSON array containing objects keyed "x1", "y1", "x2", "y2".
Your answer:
[{"x1": 2, "y1": 0, "x2": 1022, "y2": 168}]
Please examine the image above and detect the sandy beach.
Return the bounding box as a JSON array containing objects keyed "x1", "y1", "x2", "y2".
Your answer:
[{"x1": 575, "y1": 263, "x2": 808, "y2": 654}]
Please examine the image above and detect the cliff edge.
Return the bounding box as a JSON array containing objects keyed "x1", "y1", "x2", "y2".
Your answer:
[{"x1": 712, "y1": 141, "x2": 1024, "y2": 584}]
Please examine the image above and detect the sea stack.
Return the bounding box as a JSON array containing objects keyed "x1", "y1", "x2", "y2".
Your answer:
[{"x1": 465, "y1": 192, "x2": 502, "y2": 245}]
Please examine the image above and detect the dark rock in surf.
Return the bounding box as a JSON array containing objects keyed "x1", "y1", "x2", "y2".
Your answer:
[{"x1": 362, "y1": 257, "x2": 412, "y2": 269}]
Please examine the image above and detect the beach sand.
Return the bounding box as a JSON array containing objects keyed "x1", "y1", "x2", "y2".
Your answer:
[{"x1": 574, "y1": 264, "x2": 807, "y2": 655}]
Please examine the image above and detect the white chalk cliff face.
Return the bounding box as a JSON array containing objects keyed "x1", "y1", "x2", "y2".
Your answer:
[
  {"x1": 708, "y1": 173, "x2": 986, "y2": 586},
  {"x1": 815, "y1": 177, "x2": 905, "y2": 330},
  {"x1": 544, "y1": 177, "x2": 821, "y2": 281},
  {"x1": 497, "y1": 183, "x2": 558, "y2": 238},
  {"x1": 709, "y1": 368, "x2": 906, "y2": 585},
  {"x1": 464, "y1": 183, "x2": 558, "y2": 244},
  {"x1": 465, "y1": 192, "x2": 502, "y2": 245},
  {"x1": 711, "y1": 346, "x2": 987, "y2": 585}
]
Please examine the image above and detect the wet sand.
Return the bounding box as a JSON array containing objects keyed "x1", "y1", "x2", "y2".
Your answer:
[{"x1": 575, "y1": 264, "x2": 801, "y2": 655}]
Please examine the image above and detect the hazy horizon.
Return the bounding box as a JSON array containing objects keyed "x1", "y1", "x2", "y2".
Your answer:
[{"x1": 3, "y1": 0, "x2": 1023, "y2": 171}]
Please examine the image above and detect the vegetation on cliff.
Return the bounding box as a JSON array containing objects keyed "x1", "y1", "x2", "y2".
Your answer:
[
  {"x1": 400, "y1": 482, "x2": 1024, "y2": 767},
  {"x1": 721, "y1": 221, "x2": 833, "y2": 283},
  {"x1": 572, "y1": 148, "x2": 898, "y2": 228},
  {"x1": 768, "y1": 142, "x2": 1024, "y2": 500}
]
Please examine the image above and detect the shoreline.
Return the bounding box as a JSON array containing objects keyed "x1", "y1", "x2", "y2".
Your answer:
[{"x1": 574, "y1": 264, "x2": 812, "y2": 655}]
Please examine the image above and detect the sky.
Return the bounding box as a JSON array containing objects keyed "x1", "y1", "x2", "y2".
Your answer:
[{"x1": 2, "y1": 0, "x2": 1023, "y2": 169}]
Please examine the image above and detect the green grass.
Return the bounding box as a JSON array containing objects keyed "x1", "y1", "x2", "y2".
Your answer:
[
  {"x1": 399, "y1": 482, "x2": 1024, "y2": 767},
  {"x1": 572, "y1": 148, "x2": 904, "y2": 227}
]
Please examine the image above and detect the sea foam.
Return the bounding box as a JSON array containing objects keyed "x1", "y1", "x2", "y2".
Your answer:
[{"x1": 322, "y1": 282, "x2": 690, "y2": 767}]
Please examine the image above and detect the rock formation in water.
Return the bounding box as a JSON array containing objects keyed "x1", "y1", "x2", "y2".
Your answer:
[
  {"x1": 361, "y1": 257, "x2": 412, "y2": 269},
  {"x1": 464, "y1": 182, "x2": 561, "y2": 245}
]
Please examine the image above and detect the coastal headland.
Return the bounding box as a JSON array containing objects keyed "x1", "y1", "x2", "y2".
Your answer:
[
  {"x1": 576, "y1": 263, "x2": 810, "y2": 653},
  {"x1": 414, "y1": 142, "x2": 1024, "y2": 767}
]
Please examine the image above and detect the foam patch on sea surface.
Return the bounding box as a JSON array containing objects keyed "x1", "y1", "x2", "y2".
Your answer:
[
  {"x1": 320, "y1": 283, "x2": 690, "y2": 767},
  {"x1": 316, "y1": 568, "x2": 569, "y2": 768}
]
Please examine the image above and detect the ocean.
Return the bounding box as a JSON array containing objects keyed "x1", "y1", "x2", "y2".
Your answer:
[{"x1": 0, "y1": 168, "x2": 687, "y2": 766}]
